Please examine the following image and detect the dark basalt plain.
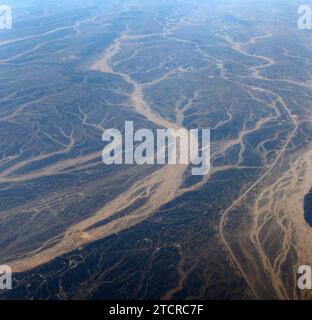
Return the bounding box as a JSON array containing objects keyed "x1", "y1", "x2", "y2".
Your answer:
[
  {"x1": 304, "y1": 189, "x2": 312, "y2": 227},
  {"x1": 1, "y1": 0, "x2": 312, "y2": 300}
]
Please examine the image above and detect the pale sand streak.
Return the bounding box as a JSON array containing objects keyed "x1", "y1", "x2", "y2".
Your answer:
[
  {"x1": 215, "y1": 32, "x2": 312, "y2": 299},
  {"x1": 7, "y1": 33, "x2": 198, "y2": 272}
]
